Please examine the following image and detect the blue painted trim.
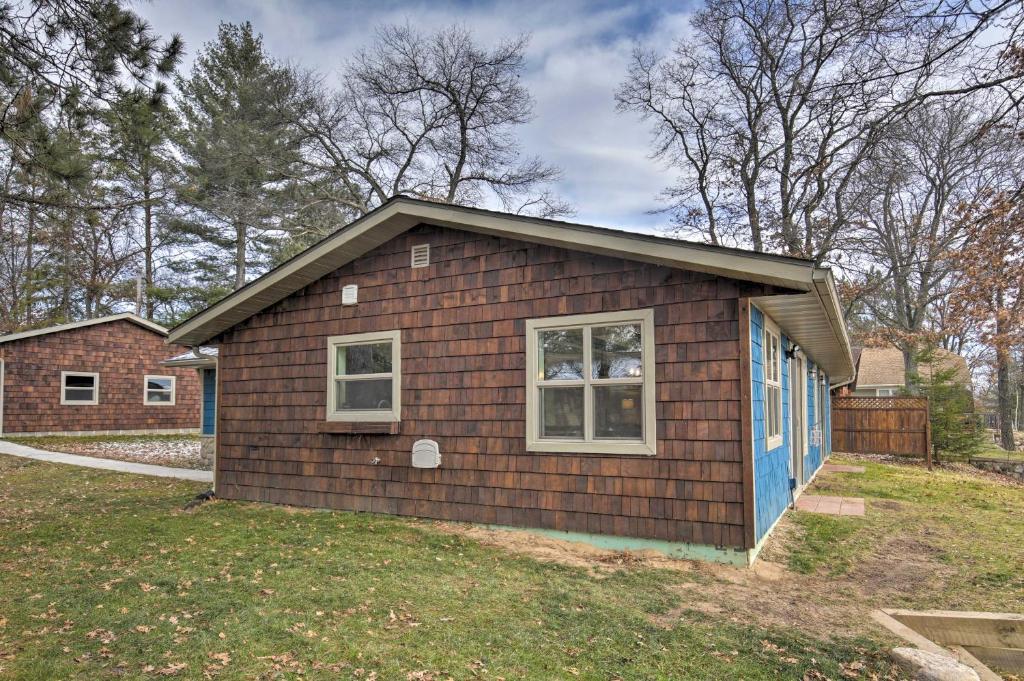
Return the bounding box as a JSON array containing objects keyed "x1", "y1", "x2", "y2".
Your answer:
[{"x1": 749, "y1": 304, "x2": 832, "y2": 543}]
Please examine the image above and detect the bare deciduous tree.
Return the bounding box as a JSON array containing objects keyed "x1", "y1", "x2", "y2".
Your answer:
[
  {"x1": 844, "y1": 98, "x2": 1008, "y2": 379},
  {"x1": 292, "y1": 24, "x2": 570, "y2": 224},
  {"x1": 617, "y1": 0, "x2": 1024, "y2": 262}
]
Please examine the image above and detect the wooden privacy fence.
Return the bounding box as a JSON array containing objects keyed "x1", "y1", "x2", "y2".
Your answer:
[{"x1": 831, "y1": 396, "x2": 932, "y2": 458}]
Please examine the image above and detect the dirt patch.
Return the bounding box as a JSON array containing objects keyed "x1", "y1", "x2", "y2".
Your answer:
[
  {"x1": 430, "y1": 522, "x2": 694, "y2": 576},
  {"x1": 430, "y1": 519, "x2": 889, "y2": 638},
  {"x1": 432, "y1": 515, "x2": 951, "y2": 641}
]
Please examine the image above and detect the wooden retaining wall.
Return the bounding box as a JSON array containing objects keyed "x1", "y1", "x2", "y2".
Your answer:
[{"x1": 831, "y1": 396, "x2": 931, "y2": 457}]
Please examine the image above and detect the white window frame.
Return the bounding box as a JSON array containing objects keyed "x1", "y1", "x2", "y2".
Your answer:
[
  {"x1": 61, "y1": 370, "x2": 99, "y2": 406},
  {"x1": 876, "y1": 387, "x2": 899, "y2": 397},
  {"x1": 526, "y1": 309, "x2": 656, "y2": 456},
  {"x1": 326, "y1": 329, "x2": 401, "y2": 422},
  {"x1": 763, "y1": 318, "x2": 783, "y2": 450},
  {"x1": 143, "y1": 374, "x2": 177, "y2": 406}
]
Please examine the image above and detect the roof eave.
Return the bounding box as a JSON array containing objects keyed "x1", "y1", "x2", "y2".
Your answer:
[
  {"x1": 167, "y1": 199, "x2": 820, "y2": 346},
  {"x1": 750, "y1": 269, "x2": 856, "y2": 386}
]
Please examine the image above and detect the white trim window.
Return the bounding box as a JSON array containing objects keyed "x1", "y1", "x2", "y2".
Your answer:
[
  {"x1": 526, "y1": 309, "x2": 656, "y2": 456},
  {"x1": 61, "y1": 371, "x2": 99, "y2": 405},
  {"x1": 876, "y1": 387, "x2": 899, "y2": 396},
  {"x1": 327, "y1": 330, "x2": 401, "y2": 422},
  {"x1": 144, "y1": 375, "x2": 176, "y2": 405},
  {"x1": 763, "y1": 321, "x2": 783, "y2": 449}
]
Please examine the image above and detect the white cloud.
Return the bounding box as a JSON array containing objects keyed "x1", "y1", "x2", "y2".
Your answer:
[{"x1": 133, "y1": 0, "x2": 697, "y2": 234}]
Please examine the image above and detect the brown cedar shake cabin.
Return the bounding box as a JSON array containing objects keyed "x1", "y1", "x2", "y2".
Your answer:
[
  {"x1": 168, "y1": 197, "x2": 855, "y2": 565},
  {"x1": 0, "y1": 313, "x2": 200, "y2": 436}
]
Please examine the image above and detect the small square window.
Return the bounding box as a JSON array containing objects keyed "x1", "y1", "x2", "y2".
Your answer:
[
  {"x1": 61, "y1": 371, "x2": 99, "y2": 405},
  {"x1": 327, "y1": 330, "x2": 401, "y2": 422},
  {"x1": 144, "y1": 375, "x2": 176, "y2": 405}
]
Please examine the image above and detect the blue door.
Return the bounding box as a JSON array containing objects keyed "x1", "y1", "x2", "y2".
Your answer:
[{"x1": 201, "y1": 369, "x2": 216, "y2": 436}]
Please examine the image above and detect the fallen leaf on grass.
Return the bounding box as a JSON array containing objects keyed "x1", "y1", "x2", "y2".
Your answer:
[
  {"x1": 85, "y1": 628, "x2": 116, "y2": 644},
  {"x1": 156, "y1": 662, "x2": 187, "y2": 676}
]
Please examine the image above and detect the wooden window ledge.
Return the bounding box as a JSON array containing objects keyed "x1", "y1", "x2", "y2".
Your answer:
[{"x1": 317, "y1": 421, "x2": 400, "y2": 435}]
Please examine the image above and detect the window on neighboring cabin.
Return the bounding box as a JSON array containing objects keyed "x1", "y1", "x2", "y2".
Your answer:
[
  {"x1": 61, "y1": 371, "x2": 99, "y2": 405},
  {"x1": 144, "y1": 375, "x2": 176, "y2": 405}
]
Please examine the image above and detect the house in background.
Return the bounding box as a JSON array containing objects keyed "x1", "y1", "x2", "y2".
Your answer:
[
  {"x1": 162, "y1": 346, "x2": 218, "y2": 467},
  {"x1": 167, "y1": 197, "x2": 855, "y2": 565},
  {"x1": 0, "y1": 313, "x2": 200, "y2": 436},
  {"x1": 851, "y1": 345, "x2": 971, "y2": 396}
]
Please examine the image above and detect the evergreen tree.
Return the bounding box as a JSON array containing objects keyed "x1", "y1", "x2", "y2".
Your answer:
[
  {"x1": 104, "y1": 89, "x2": 183, "y2": 318},
  {"x1": 175, "y1": 22, "x2": 304, "y2": 290},
  {"x1": 909, "y1": 346, "x2": 984, "y2": 459}
]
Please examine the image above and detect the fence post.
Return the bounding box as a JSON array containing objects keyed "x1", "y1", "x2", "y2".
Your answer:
[{"x1": 925, "y1": 398, "x2": 933, "y2": 471}]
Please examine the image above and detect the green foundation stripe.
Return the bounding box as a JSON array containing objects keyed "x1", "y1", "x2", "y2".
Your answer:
[{"x1": 483, "y1": 524, "x2": 752, "y2": 566}]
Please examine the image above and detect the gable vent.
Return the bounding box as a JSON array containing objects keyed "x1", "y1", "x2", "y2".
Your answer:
[{"x1": 411, "y1": 244, "x2": 430, "y2": 268}]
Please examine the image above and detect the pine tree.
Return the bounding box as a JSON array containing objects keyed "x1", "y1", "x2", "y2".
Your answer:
[
  {"x1": 175, "y1": 22, "x2": 304, "y2": 291},
  {"x1": 104, "y1": 89, "x2": 183, "y2": 319}
]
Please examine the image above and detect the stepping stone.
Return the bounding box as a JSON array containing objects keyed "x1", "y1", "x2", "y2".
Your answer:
[
  {"x1": 823, "y1": 464, "x2": 865, "y2": 473},
  {"x1": 794, "y1": 494, "x2": 865, "y2": 517}
]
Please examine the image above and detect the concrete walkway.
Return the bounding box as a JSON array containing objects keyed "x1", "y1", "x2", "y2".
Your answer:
[
  {"x1": 0, "y1": 439, "x2": 212, "y2": 483},
  {"x1": 795, "y1": 494, "x2": 865, "y2": 516}
]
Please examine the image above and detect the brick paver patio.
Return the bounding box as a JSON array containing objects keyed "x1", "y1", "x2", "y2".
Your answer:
[{"x1": 795, "y1": 494, "x2": 865, "y2": 516}]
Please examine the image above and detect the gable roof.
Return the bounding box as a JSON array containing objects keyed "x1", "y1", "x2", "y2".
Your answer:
[
  {"x1": 0, "y1": 312, "x2": 167, "y2": 345},
  {"x1": 167, "y1": 196, "x2": 855, "y2": 384},
  {"x1": 856, "y1": 346, "x2": 971, "y2": 388}
]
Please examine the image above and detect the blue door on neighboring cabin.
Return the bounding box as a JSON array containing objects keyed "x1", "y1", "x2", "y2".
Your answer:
[{"x1": 201, "y1": 368, "x2": 216, "y2": 436}]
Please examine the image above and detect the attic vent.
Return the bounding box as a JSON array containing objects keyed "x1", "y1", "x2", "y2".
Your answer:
[
  {"x1": 411, "y1": 244, "x2": 430, "y2": 268},
  {"x1": 341, "y1": 284, "x2": 358, "y2": 305}
]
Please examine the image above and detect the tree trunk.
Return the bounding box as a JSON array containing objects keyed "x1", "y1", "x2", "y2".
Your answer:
[
  {"x1": 995, "y1": 288, "x2": 1015, "y2": 450},
  {"x1": 996, "y1": 344, "x2": 1015, "y2": 451},
  {"x1": 902, "y1": 346, "x2": 917, "y2": 393},
  {"x1": 143, "y1": 176, "x2": 154, "y2": 318},
  {"x1": 234, "y1": 223, "x2": 246, "y2": 290}
]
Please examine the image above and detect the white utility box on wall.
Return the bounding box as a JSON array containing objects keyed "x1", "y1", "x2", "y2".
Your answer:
[{"x1": 411, "y1": 439, "x2": 441, "y2": 468}]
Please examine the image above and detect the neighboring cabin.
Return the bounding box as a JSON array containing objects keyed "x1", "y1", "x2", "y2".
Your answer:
[
  {"x1": 168, "y1": 198, "x2": 855, "y2": 565},
  {"x1": 0, "y1": 313, "x2": 200, "y2": 436},
  {"x1": 162, "y1": 346, "x2": 219, "y2": 467},
  {"x1": 850, "y1": 346, "x2": 971, "y2": 396}
]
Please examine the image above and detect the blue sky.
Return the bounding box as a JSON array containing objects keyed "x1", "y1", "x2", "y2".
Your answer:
[{"x1": 134, "y1": 0, "x2": 697, "y2": 234}]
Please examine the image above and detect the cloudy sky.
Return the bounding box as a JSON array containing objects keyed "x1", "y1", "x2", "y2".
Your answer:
[{"x1": 134, "y1": 0, "x2": 696, "y2": 234}]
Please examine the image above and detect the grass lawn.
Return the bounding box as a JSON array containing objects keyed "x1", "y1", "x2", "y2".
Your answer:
[
  {"x1": 971, "y1": 438, "x2": 1024, "y2": 461},
  {"x1": 1, "y1": 454, "x2": 1020, "y2": 680},
  {"x1": 777, "y1": 457, "x2": 1024, "y2": 616},
  {"x1": 0, "y1": 455, "x2": 900, "y2": 680}
]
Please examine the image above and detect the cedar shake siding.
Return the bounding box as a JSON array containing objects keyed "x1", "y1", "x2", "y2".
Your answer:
[
  {"x1": 0, "y1": 319, "x2": 200, "y2": 435},
  {"x1": 213, "y1": 224, "x2": 786, "y2": 550}
]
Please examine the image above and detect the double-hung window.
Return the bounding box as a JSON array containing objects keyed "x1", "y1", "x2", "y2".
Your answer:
[
  {"x1": 144, "y1": 375, "x2": 176, "y2": 405},
  {"x1": 526, "y1": 309, "x2": 656, "y2": 456},
  {"x1": 763, "y1": 321, "x2": 783, "y2": 449},
  {"x1": 61, "y1": 371, "x2": 99, "y2": 405},
  {"x1": 327, "y1": 330, "x2": 401, "y2": 422}
]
